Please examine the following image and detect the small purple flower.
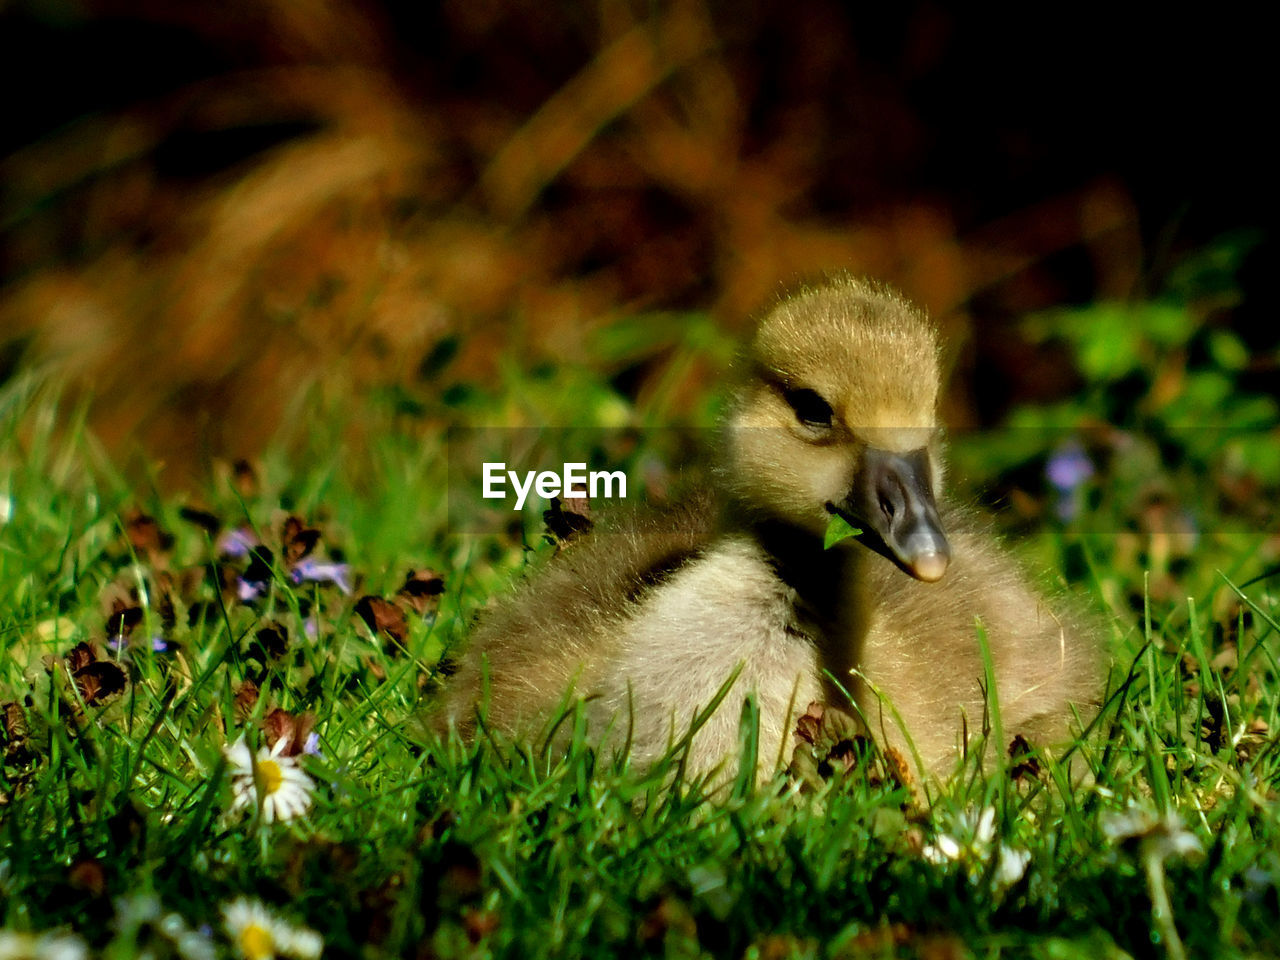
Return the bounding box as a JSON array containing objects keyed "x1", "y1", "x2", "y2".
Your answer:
[
  {"x1": 236, "y1": 577, "x2": 268, "y2": 603},
  {"x1": 1046, "y1": 441, "x2": 1094, "y2": 493},
  {"x1": 302, "y1": 732, "x2": 323, "y2": 757},
  {"x1": 216, "y1": 527, "x2": 259, "y2": 558},
  {"x1": 1046, "y1": 441, "x2": 1094, "y2": 521},
  {"x1": 107, "y1": 633, "x2": 171, "y2": 653},
  {"x1": 303, "y1": 616, "x2": 320, "y2": 640},
  {"x1": 290, "y1": 558, "x2": 353, "y2": 595}
]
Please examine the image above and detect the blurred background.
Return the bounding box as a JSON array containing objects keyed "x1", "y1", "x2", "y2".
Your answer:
[{"x1": 0, "y1": 0, "x2": 1275, "y2": 490}]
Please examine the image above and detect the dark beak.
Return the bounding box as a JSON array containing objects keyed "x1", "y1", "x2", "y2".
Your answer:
[{"x1": 829, "y1": 447, "x2": 950, "y2": 582}]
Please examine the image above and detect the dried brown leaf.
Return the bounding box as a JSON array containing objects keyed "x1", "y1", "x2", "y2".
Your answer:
[
  {"x1": 234, "y1": 680, "x2": 260, "y2": 721},
  {"x1": 1008, "y1": 734, "x2": 1042, "y2": 783},
  {"x1": 68, "y1": 857, "x2": 108, "y2": 897},
  {"x1": 794, "y1": 701, "x2": 825, "y2": 746},
  {"x1": 74, "y1": 661, "x2": 128, "y2": 705},
  {"x1": 254, "y1": 621, "x2": 291, "y2": 660},
  {"x1": 1, "y1": 702, "x2": 27, "y2": 744},
  {"x1": 356, "y1": 596, "x2": 409, "y2": 643},
  {"x1": 397, "y1": 569, "x2": 446, "y2": 616},
  {"x1": 179, "y1": 505, "x2": 222, "y2": 536},
  {"x1": 125, "y1": 511, "x2": 173, "y2": 557},
  {"x1": 65, "y1": 641, "x2": 99, "y2": 674},
  {"x1": 882, "y1": 746, "x2": 916, "y2": 797},
  {"x1": 282, "y1": 516, "x2": 322, "y2": 566},
  {"x1": 263, "y1": 708, "x2": 317, "y2": 757}
]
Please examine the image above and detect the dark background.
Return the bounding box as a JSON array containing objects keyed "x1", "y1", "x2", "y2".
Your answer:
[{"x1": 1, "y1": 0, "x2": 1273, "y2": 475}]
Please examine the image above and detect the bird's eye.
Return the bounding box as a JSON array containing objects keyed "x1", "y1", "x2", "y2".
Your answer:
[{"x1": 784, "y1": 388, "x2": 834, "y2": 428}]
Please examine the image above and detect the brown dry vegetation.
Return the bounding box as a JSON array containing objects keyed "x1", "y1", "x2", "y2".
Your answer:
[{"x1": 1, "y1": 0, "x2": 1254, "y2": 485}]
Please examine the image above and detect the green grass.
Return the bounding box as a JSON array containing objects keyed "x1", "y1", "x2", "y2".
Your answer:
[{"x1": 3, "y1": 358, "x2": 1280, "y2": 960}]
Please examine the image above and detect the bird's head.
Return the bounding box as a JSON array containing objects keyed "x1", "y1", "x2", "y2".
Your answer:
[{"x1": 721, "y1": 275, "x2": 950, "y2": 582}]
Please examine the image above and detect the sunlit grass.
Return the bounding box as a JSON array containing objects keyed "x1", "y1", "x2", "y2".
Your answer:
[{"x1": 2, "y1": 369, "x2": 1279, "y2": 960}]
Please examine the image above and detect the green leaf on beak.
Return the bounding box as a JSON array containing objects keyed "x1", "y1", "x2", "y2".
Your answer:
[{"x1": 823, "y1": 513, "x2": 862, "y2": 550}]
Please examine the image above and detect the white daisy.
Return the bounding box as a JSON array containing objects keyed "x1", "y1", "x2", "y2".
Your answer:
[
  {"x1": 1101, "y1": 804, "x2": 1203, "y2": 863},
  {"x1": 222, "y1": 899, "x2": 323, "y2": 960},
  {"x1": 921, "y1": 806, "x2": 996, "y2": 864},
  {"x1": 224, "y1": 737, "x2": 315, "y2": 823},
  {"x1": 920, "y1": 806, "x2": 1030, "y2": 890},
  {"x1": 994, "y1": 844, "x2": 1032, "y2": 887},
  {"x1": 0, "y1": 930, "x2": 88, "y2": 960}
]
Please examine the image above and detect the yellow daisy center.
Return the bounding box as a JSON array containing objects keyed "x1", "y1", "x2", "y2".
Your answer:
[
  {"x1": 257, "y1": 759, "x2": 284, "y2": 795},
  {"x1": 239, "y1": 922, "x2": 276, "y2": 960}
]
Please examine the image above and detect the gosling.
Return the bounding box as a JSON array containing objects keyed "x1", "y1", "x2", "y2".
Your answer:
[{"x1": 437, "y1": 276, "x2": 1106, "y2": 783}]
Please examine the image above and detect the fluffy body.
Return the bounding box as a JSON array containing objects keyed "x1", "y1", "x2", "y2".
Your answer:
[{"x1": 437, "y1": 276, "x2": 1106, "y2": 782}]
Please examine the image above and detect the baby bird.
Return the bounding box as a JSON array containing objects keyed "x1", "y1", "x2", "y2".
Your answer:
[{"x1": 437, "y1": 276, "x2": 1106, "y2": 783}]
